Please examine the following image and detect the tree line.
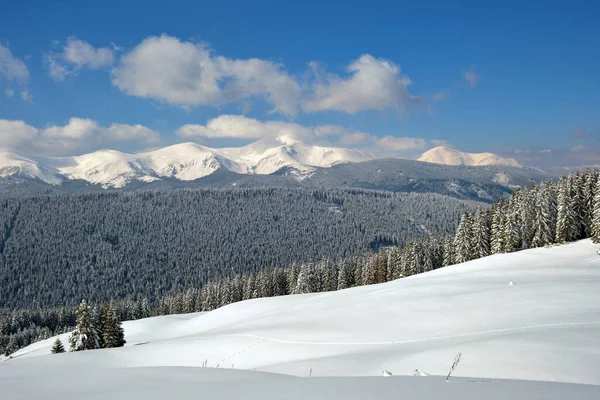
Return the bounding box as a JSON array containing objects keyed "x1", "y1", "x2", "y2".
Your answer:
[
  {"x1": 2, "y1": 169, "x2": 595, "y2": 356},
  {"x1": 0, "y1": 188, "x2": 477, "y2": 309}
]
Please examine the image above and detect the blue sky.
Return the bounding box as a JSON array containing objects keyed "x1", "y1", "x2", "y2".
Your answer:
[{"x1": 0, "y1": 0, "x2": 598, "y2": 166}]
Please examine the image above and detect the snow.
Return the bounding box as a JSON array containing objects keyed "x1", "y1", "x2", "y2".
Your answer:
[
  {"x1": 0, "y1": 139, "x2": 375, "y2": 188},
  {"x1": 0, "y1": 152, "x2": 63, "y2": 185},
  {"x1": 2, "y1": 240, "x2": 600, "y2": 398},
  {"x1": 419, "y1": 146, "x2": 522, "y2": 168}
]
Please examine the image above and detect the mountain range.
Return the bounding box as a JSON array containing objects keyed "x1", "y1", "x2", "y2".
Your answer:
[{"x1": 0, "y1": 139, "x2": 552, "y2": 201}]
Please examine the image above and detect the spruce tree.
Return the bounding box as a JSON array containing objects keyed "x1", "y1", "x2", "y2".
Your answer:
[
  {"x1": 591, "y1": 178, "x2": 600, "y2": 243},
  {"x1": 453, "y1": 212, "x2": 474, "y2": 263},
  {"x1": 583, "y1": 170, "x2": 598, "y2": 237},
  {"x1": 472, "y1": 208, "x2": 490, "y2": 259},
  {"x1": 51, "y1": 338, "x2": 65, "y2": 354},
  {"x1": 556, "y1": 178, "x2": 576, "y2": 244},
  {"x1": 69, "y1": 300, "x2": 101, "y2": 352},
  {"x1": 442, "y1": 236, "x2": 455, "y2": 267},
  {"x1": 532, "y1": 183, "x2": 555, "y2": 247},
  {"x1": 490, "y1": 203, "x2": 504, "y2": 254},
  {"x1": 101, "y1": 304, "x2": 126, "y2": 348}
]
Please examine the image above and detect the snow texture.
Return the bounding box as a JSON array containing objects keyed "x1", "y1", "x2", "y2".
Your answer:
[
  {"x1": 419, "y1": 146, "x2": 522, "y2": 168},
  {"x1": 2, "y1": 240, "x2": 600, "y2": 398},
  {"x1": 0, "y1": 138, "x2": 374, "y2": 188}
]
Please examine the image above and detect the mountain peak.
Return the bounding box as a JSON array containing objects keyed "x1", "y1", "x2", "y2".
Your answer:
[
  {"x1": 418, "y1": 146, "x2": 522, "y2": 168},
  {"x1": 0, "y1": 139, "x2": 375, "y2": 188}
]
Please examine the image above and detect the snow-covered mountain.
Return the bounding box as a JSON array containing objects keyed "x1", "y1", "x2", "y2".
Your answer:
[
  {"x1": 0, "y1": 139, "x2": 375, "y2": 189},
  {"x1": 418, "y1": 146, "x2": 522, "y2": 168},
  {"x1": 4, "y1": 240, "x2": 600, "y2": 399},
  {"x1": 0, "y1": 152, "x2": 63, "y2": 185}
]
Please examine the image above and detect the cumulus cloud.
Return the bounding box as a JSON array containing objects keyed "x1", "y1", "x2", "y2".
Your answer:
[
  {"x1": 46, "y1": 37, "x2": 115, "y2": 81},
  {"x1": 0, "y1": 118, "x2": 162, "y2": 156},
  {"x1": 376, "y1": 136, "x2": 427, "y2": 151},
  {"x1": 302, "y1": 55, "x2": 421, "y2": 115},
  {"x1": 0, "y1": 43, "x2": 31, "y2": 102},
  {"x1": 0, "y1": 44, "x2": 29, "y2": 83},
  {"x1": 20, "y1": 90, "x2": 32, "y2": 103},
  {"x1": 176, "y1": 114, "x2": 430, "y2": 157},
  {"x1": 111, "y1": 35, "x2": 301, "y2": 116},
  {"x1": 463, "y1": 65, "x2": 480, "y2": 88}
]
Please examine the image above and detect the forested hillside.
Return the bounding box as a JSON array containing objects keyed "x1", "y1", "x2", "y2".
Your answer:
[
  {"x1": 0, "y1": 188, "x2": 479, "y2": 309},
  {"x1": 0, "y1": 169, "x2": 594, "y2": 357}
]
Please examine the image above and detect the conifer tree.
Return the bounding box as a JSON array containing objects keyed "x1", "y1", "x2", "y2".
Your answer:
[
  {"x1": 442, "y1": 236, "x2": 455, "y2": 267},
  {"x1": 570, "y1": 172, "x2": 585, "y2": 240},
  {"x1": 490, "y1": 203, "x2": 505, "y2": 254},
  {"x1": 583, "y1": 170, "x2": 598, "y2": 237},
  {"x1": 502, "y1": 203, "x2": 520, "y2": 253},
  {"x1": 454, "y1": 212, "x2": 474, "y2": 263},
  {"x1": 532, "y1": 183, "x2": 555, "y2": 247},
  {"x1": 51, "y1": 338, "x2": 65, "y2": 354},
  {"x1": 591, "y1": 178, "x2": 600, "y2": 243},
  {"x1": 101, "y1": 304, "x2": 126, "y2": 348},
  {"x1": 556, "y1": 178, "x2": 576, "y2": 243},
  {"x1": 472, "y1": 208, "x2": 490, "y2": 259},
  {"x1": 69, "y1": 300, "x2": 101, "y2": 352}
]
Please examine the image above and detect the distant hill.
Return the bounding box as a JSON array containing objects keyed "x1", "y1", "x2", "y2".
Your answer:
[{"x1": 418, "y1": 146, "x2": 522, "y2": 168}]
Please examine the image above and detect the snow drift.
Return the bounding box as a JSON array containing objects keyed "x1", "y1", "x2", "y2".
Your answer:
[{"x1": 2, "y1": 240, "x2": 600, "y2": 398}]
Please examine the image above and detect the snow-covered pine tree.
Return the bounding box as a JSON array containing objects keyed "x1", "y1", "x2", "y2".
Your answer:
[
  {"x1": 294, "y1": 264, "x2": 319, "y2": 294},
  {"x1": 453, "y1": 212, "x2": 474, "y2": 263},
  {"x1": 472, "y1": 207, "x2": 490, "y2": 259},
  {"x1": 51, "y1": 338, "x2": 65, "y2": 354},
  {"x1": 402, "y1": 241, "x2": 418, "y2": 276},
  {"x1": 531, "y1": 182, "x2": 555, "y2": 247},
  {"x1": 321, "y1": 259, "x2": 339, "y2": 291},
  {"x1": 490, "y1": 203, "x2": 505, "y2": 254},
  {"x1": 591, "y1": 177, "x2": 600, "y2": 243},
  {"x1": 389, "y1": 247, "x2": 404, "y2": 280},
  {"x1": 502, "y1": 200, "x2": 520, "y2": 253},
  {"x1": 442, "y1": 236, "x2": 455, "y2": 267},
  {"x1": 570, "y1": 171, "x2": 586, "y2": 240},
  {"x1": 183, "y1": 289, "x2": 196, "y2": 313},
  {"x1": 101, "y1": 303, "x2": 126, "y2": 348},
  {"x1": 556, "y1": 177, "x2": 576, "y2": 244},
  {"x1": 583, "y1": 169, "x2": 599, "y2": 237},
  {"x1": 337, "y1": 259, "x2": 354, "y2": 290},
  {"x1": 243, "y1": 274, "x2": 256, "y2": 301},
  {"x1": 517, "y1": 187, "x2": 536, "y2": 249},
  {"x1": 69, "y1": 300, "x2": 101, "y2": 352},
  {"x1": 421, "y1": 239, "x2": 434, "y2": 273},
  {"x1": 273, "y1": 269, "x2": 288, "y2": 296},
  {"x1": 375, "y1": 252, "x2": 388, "y2": 283},
  {"x1": 361, "y1": 254, "x2": 378, "y2": 285}
]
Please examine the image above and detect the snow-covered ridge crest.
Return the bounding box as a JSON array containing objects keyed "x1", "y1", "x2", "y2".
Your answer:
[
  {"x1": 0, "y1": 140, "x2": 375, "y2": 188},
  {"x1": 418, "y1": 146, "x2": 522, "y2": 168}
]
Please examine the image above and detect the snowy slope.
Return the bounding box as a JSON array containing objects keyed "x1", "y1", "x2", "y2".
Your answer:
[
  {"x1": 5, "y1": 240, "x2": 600, "y2": 392},
  {"x1": 419, "y1": 146, "x2": 522, "y2": 168},
  {"x1": 0, "y1": 152, "x2": 63, "y2": 185},
  {"x1": 0, "y1": 139, "x2": 375, "y2": 188}
]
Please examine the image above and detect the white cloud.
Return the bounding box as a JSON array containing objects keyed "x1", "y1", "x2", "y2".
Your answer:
[
  {"x1": 0, "y1": 44, "x2": 28, "y2": 83},
  {"x1": 463, "y1": 65, "x2": 480, "y2": 88},
  {"x1": 20, "y1": 90, "x2": 32, "y2": 103},
  {"x1": 376, "y1": 136, "x2": 427, "y2": 151},
  {"x1": 46, "y1": 37, "x2": 115, "y2": 81},
  {"x1": 177, "y1": 114, "x2": 429, "y2": 157},
  {"x1": 4, "y1": 88, "x2": 14, "y2": 97},
  {"x1": 177, "y1": 115, "x2": 313, "y2": 142},
  {"x1": 111, "y1": 35, "x2": 301, "y2": 116},
  {"x1": 0, "y1": 118, "x2": 162, "y2": 156},
  {"x1": 302, "y1": 54, "x2": 421, "y2": 115}
]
